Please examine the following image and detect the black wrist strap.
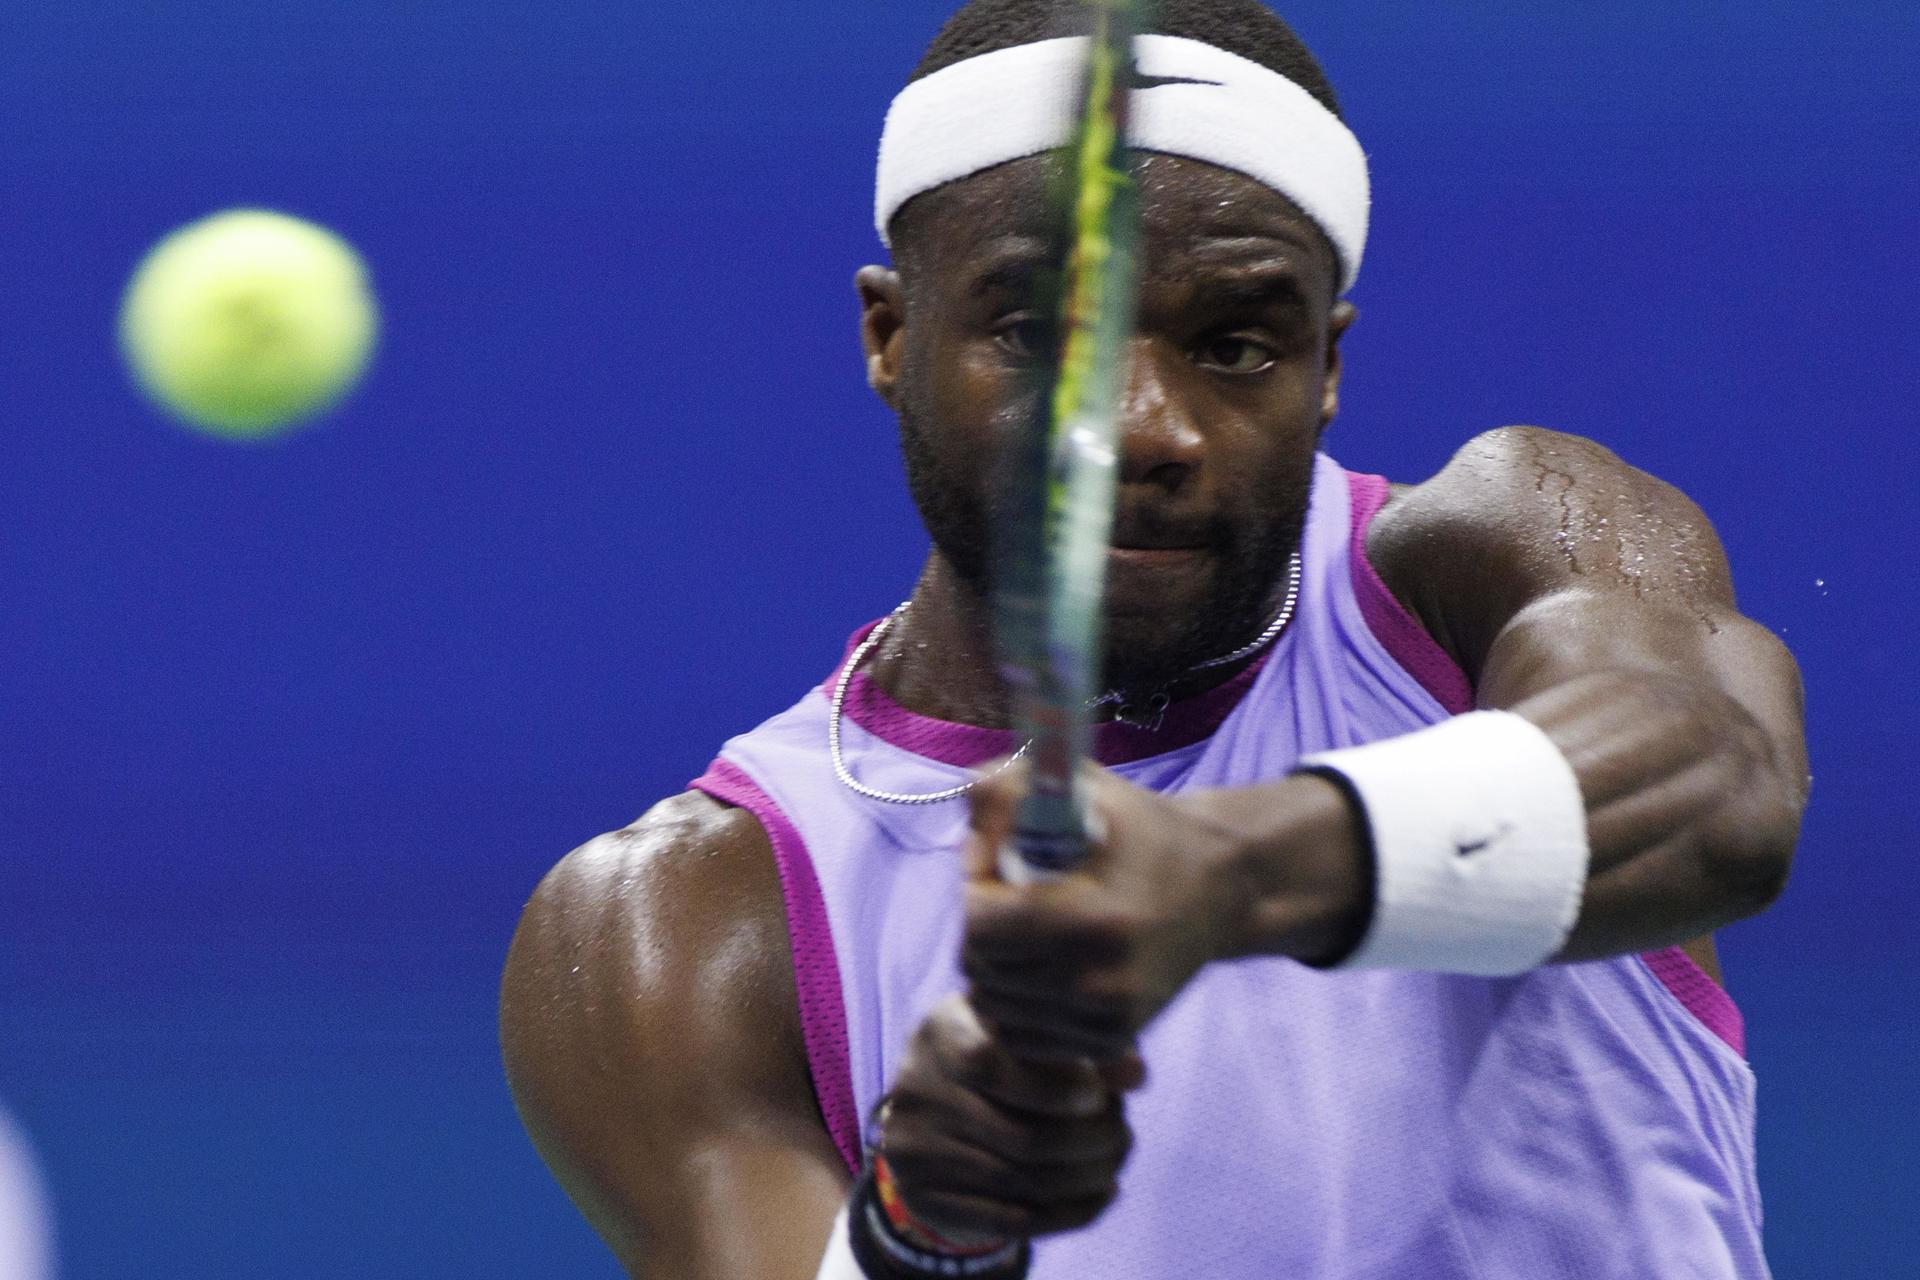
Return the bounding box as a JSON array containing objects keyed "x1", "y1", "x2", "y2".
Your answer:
[{"x1": 846, "y1": 1168, "x2": 1031, "y2": 1280}]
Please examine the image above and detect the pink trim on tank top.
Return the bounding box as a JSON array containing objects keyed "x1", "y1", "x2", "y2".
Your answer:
[
  {"x1": 689, "y1": 760, "x2": 863, "y2": 1174},
  {"x1": 1343, "y1": 471, "x2": 1476, "y2": 716},
  {"x1": 825, "y1": 625, "x2": 1273, "y2": 769},
  {"x1": 1640, "y1": 946, "x2": 1746, "y2": 1056}
]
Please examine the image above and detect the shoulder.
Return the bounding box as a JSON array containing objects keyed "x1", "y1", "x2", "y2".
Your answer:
[
  {"x1": 501, "y1": 792, "x2": 824, "y2": 1220},
  {"x1": 510, "y1": 790, "x2": 784, "y2": 967},
  {"x1": 503, "y1": 790, "x2": 800, "y2": 1092},
  {"x1": 1373, "y1": 426, "x2": 1723, "y2": 559},
  {"x1": 1363, "y1": 426, "x2": 1735, "y2": 676}
]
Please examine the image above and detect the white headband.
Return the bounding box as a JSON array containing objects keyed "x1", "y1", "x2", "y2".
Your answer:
[{"x1": 876, "y1": 34, "x2": 1371, "y2": 292}]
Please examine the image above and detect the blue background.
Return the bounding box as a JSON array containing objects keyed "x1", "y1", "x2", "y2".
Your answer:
[{"x1": 3, "y1": 3, "x2": 1914, "y2": 1276}]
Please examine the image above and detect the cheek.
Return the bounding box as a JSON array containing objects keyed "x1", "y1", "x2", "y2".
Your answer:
[
  {"x1": 1182, "y1": 369, "x2": 1326, "y2": 470},
  {"x1": 911, "y1": 329, "x2": 1042, "y2": 455}
]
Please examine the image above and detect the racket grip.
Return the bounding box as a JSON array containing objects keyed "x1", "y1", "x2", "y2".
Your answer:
[
  {"x1": 998, "y1": 842, "x2": 1067, "y2": 885},
  {"x1": 1000, "y1": 797, "x2": 1103, "y2": 884}
]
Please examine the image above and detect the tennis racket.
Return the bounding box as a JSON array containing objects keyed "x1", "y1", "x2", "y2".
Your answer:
[{"x1": 994, "y1": 0, "x2": 1150, "y2": 884}]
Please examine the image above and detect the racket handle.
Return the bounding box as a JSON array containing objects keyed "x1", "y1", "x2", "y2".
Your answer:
[
  {"x1": 998, "y1": 843, "x2": 1067, "y2": 886},
  {"x1": 1000, "y1": 822, "x2": 1109, "y2": 884},
  {"x1": 1003, "y1": 784, "x2": 1101, "y2": 883}
]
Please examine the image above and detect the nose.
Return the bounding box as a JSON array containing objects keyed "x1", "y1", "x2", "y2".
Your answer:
[{"x1": 1115, "y1": 339, "x2": 1203, "y2": 492}]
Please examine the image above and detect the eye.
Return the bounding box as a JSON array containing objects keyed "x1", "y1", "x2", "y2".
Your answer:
[
  {"x1": 992, "y1": 315, "x2": 1056, "y2": 362},
  {"x1": 1196, "y1": 334, "x2": 1276, "y2": 375}
]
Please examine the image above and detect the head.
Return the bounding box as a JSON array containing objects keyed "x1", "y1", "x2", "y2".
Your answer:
[{"x1": 860, "y1": 0, "x2": 1360, "y2": 691}]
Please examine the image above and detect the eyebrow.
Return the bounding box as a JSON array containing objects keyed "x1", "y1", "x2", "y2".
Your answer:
[
  {"x1": 1189, "y1": 226, "x2": 1322, "y2": 259},
  {"x1": 1183, "y1": 225, "x2": 1332, "y2": 288},
  {"x1": 963, "y1": 246, "x2": 1051, "y2": 299},
  {"x1": 957, "y1": 241, "x2": 1321, "y2": 307},
  {"x1": 1186, "y1": 266, "x2": 1313, "y2": 312}
]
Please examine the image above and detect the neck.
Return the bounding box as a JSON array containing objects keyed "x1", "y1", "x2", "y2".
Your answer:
[
  {"x1": 865, "y1": 551, "x2": 1290, "y2": 731},
  {"x1": 867, "y1": 553, "x2": 1013, "y2": 729}
]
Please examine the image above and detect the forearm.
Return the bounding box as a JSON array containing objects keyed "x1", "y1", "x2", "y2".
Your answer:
[
  {"x1": 1501, "y1": 668, "x2": 1801, "y2": 959},
  {"x1": 1196, "y1": 669, "x2": 1806, "y2": 968}
]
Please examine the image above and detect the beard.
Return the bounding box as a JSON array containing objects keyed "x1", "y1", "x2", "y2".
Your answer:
[
  {"x1": 1099, "y1": 497, "x2": 1309, "y2": 693},
  {"x1": 898, "y1": 392, "x2": 1315, "y2": 698}
]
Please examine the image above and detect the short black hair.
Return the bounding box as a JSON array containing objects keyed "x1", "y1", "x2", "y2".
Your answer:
[{"x1": 910, "y1": 0, "x2": 1342, "y2": 120}]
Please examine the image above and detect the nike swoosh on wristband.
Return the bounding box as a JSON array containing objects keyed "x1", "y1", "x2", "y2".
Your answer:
[{"x1": 1455, "y1": 823, "x2": 1515, "y2": 859}]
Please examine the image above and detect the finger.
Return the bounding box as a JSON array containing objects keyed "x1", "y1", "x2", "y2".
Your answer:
[
  {"x1": 923, "y1": 1000, "x2": 1108, "y2": 1116},
  {"x1": 965, "y1": 883, "x2": 1127, "y2": 962},
  {"x1": 888, "y1": 1047, "x2": 1133, "y2": 1168},
  {"x1": 974, "y1": 997, "x2": 1135, "y2": 1063},
  {"x1": 887, "y1": 1126, "x2": 1130, "y2": 1226},
  {"x1": 963, "y1": 949, "x2": 1129, "y2": 1010},
  {"x1": 967, "y1": 958, "x2": 1154, "y2": 1047},
  {"x1": 967, "y1": 990, "x2": 1128, "y2": 1059},
  {"x1": 973, "y1": 1105, "x2": 1134, "y2": 1168}
]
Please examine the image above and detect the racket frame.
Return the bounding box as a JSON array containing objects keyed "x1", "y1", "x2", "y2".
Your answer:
[{"x1": 993, "y1": 0, "x2": 1149, "y2": 879}]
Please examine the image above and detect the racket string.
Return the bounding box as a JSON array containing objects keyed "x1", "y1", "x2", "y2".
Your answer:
[{"x1": 829, "y1": 552, "x2": 1302, "y2": 806}]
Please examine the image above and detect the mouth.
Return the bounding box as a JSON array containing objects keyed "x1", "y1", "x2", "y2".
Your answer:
[{"x1": 1107, "y1": 545, "x2": 1207, "y2": 566}]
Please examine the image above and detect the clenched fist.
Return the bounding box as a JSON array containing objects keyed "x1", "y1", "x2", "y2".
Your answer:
[{"x1": 877, "y1": 994, "x2": 1143, "y2": 1247}]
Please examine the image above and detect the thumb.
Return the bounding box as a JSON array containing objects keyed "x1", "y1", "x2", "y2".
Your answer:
[{"x1": 965, "y1": 757, "x2": 1023, "y2": 882}]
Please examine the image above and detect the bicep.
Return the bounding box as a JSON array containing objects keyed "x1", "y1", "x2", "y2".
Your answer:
[{"x1": 501, "y1": 807, "x2": 852, "y2": 1279}]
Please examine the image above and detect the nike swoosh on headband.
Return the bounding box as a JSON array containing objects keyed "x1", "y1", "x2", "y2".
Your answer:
[{"x1": 1130, "y1": 72, "x2": 1223, "y2": 89}]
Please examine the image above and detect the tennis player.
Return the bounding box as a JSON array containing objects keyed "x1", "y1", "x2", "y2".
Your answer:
[{"x1": 502, "y1": 2, "x2": 1806, "y2": 1276}]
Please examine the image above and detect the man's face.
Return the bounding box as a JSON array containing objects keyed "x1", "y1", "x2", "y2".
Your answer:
[{"x1": 865, "y1": 153, "x2": 1353, "y2": 691}]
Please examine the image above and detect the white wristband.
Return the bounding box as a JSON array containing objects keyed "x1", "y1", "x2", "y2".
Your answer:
[{"x1": 1297, "y1": 711, "x2": 1590, "y2": 976}]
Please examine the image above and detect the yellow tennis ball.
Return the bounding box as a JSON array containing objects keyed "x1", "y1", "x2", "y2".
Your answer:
[{"x1": 119, "y1": 208, "x2": 379, "y2": 440}]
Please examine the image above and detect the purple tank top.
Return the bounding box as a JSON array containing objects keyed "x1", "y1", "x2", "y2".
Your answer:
[{"x1": 694, "y1": 453, "x2": 1767, "y2": 1278}]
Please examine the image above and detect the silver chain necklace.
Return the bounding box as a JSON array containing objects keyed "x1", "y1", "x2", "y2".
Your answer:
[{"x1": 829, "y1": 552, "x2": 1303, "y2": 806}]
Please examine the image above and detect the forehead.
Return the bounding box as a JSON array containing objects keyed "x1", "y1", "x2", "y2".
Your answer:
[{"x1": 895, "y1": 152, "x2": 1336, "y2": 299}]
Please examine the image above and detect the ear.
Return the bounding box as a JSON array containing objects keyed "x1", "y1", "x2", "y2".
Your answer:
[
  {"x1": 1320, "y1": 300, "x2": 1357, "y2": 427},
  {"x1": 856, "y1": 266, "x2": 907, "y2": 410}
]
